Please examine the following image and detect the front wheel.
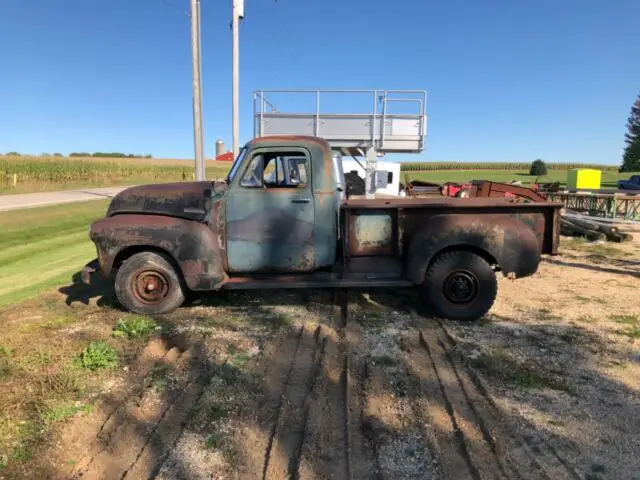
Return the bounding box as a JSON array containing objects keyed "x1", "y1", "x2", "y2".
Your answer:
[
  {"x1": 420, "y1": 250, "x2": 497, "y2": 322},
  {"x1": 115, "y1": 251, "x2": 185, "y2": 315}
]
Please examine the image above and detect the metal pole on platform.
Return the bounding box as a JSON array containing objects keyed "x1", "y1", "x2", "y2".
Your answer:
[
  {"x1": 190, "y1": 0, "x2": 205, "y2": 180},
  {"x1": 231, "y1": 0, "x2": 243, "y2": 159}
]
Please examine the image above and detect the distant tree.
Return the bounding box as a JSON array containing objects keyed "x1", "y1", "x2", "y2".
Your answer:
[
  {"x1": 70, "y1": 152, "x2": 91, "y2": 157},
  {"x1": 530, "y1": 159, "x2": 547, "y2": 176},
  {"x1": 621, "y1": 94, "x2": 640, "y2": 172},
  {"x1": 53, "y1": 153, "x2": 63, "y2": 157},
  {"x1": 621, "y1": 137, "x2": 640, "y2": 173},
  {"x1": 624, "y1": 94, "x2": 640, "y2": 147},
  {"x1": 6, "y1": 151, "x2": 21, "y2": 156}
]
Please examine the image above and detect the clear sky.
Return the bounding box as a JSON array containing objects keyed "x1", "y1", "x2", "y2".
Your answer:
[{"x1": 0, "y1": 0, "x2": 638, "y2": 164}]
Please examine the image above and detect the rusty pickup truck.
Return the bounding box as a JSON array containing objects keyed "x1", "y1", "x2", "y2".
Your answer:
[{"x1": 82, "y1": 135, "x2": 562, "y2": 322}]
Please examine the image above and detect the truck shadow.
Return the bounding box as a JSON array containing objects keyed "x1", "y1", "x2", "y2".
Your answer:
[
  {"x1": 543, "y1": 257, "x2": 640, "y2": 278},
  {"x1": 58, "y1": 271, "x2": 119, "y2": 308}
]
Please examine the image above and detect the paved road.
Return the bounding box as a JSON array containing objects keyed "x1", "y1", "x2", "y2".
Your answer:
[{"x1": 0, "y1": 186, "x2": 134, "y2": 212}]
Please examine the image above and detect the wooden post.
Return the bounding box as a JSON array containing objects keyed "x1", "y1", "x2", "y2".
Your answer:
[{"x1": 13, "y1": 173, "x2": 17, "y2": 187}]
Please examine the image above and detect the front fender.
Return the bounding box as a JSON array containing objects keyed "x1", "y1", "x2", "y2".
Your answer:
[
  {"x1": 405, "y1": 214, "x2": 542, "y2": 284},
  {"x1": 89, "y1": 214, "x2": 225, "y2": 291}
]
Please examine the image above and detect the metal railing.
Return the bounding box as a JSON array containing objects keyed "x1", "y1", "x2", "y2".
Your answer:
[{"x1": 252, "y1": 89, "x2": 428, "y2": 152}]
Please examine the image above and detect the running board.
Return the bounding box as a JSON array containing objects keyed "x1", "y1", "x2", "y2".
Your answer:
[{"x1": 222, "y1": 272, "x2": 413, "y2": 290}]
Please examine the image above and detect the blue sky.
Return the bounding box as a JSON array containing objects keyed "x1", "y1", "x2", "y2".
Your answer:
[{"x1": 0, "y1": 0, "x2": 638, "y2": 164}]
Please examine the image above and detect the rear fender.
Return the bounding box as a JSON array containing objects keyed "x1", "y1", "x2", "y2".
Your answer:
[
  {"x1": 406, "y1": 214, "x2": 541, "y2": 284},
  {"x1": 89, "y1": 214, "x2": 225, "y2": 291}
]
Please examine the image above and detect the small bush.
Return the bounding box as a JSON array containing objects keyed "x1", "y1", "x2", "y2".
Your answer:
[
  {"x1": 530, "y1": 159, "x2": 548, "y2": 176},
  {"x1": 74, "y1": 341, "x2": 118, "y2": 370},
  {"x1": 112, "y1": 315, "x2": 157, "y2": 339},
  {"x1": 204, "y1": 434, "x2": 221, "y2": 449}
]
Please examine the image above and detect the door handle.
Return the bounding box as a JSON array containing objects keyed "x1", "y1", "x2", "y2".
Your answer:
[{"x1": 291, "y1": 197, "x2": 311, "y2": 204}]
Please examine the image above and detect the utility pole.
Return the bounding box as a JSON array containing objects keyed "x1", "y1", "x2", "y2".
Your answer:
[
  {"x1": 231, "y1": 0, "x2": 243, "y2": 158},
  {"x1": 190, "y1": 0, "x2": 205, "y2": 180}
]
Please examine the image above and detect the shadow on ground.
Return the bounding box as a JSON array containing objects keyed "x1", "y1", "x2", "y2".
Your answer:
[{"x1": 45, "y1": 283, "x2": 640, "y2": 479}]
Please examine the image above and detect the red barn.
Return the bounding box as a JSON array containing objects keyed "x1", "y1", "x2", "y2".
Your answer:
[{"x1": 215, "y1": 151, "x2": 234, "y2": 162}]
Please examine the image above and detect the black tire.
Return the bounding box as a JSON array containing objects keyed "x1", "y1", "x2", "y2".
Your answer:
[
  {"x1": 420, "y1": 250, "x2": 497, "y2": 322},
  {"x1": 114, "y1": 251, "x2": 185, "y2": 315}
]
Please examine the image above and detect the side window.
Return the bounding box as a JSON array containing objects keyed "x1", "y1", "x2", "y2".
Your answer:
[
  {"x1": 240, "y1": 151, "x2": 309, "y2": 188},
  {"x1": 240, "y1": 154, "x2": 264, "y2": 187}
]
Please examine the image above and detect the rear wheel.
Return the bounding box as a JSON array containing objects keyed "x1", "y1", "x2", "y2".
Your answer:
[
  {"x1": 115, "y1": 251, "x2": 185, "y2": 315},
  {"x1": 420, "y1": 250, "x2": 497, "y2": 322}
]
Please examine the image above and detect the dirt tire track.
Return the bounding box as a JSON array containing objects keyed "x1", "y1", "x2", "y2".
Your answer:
[
  {"x1": 122, "y1": 345, "x2": 211, "y2": 479},
  {"x1": 262, "y1": 325, "x2": 325, "y2": 480},
  {"x1": 419, "y1": 328, "x2": 509, "y2": 479},
  {"x1": 415, "y1": 319, "x2": 588, "y2": 480},
  {"x1": 296, "y1": 326, "x2": 350, "y2": 480},
  {"x1": 66, "y1": 339, "x2": 178, "y2": 479},
  {"x1": 71, "y1": 344, "x2": 199, "y2": 480},
  {"x1": 437, "y1": 321, "x2": 583, "y2": 480}
]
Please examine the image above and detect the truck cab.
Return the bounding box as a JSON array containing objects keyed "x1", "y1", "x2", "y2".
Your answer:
[{"x1": 84, "y1": 135, "x2": 562, "y2": 322}]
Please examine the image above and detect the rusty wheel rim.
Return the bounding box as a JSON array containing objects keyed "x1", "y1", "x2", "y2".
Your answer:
[
  {"x1": 443, "y1": 271, "x2": 478, "y2": 304},
  {"x1": 132, "y1": 269, "x2": 170, "y2": 304}
]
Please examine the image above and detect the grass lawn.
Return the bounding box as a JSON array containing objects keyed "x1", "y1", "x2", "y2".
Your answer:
[
  {"x1": 0, "y1": 200, "x2": 109, "y2": 306},
  {"x1": 401, "y1": 170, "x2": 638, "y2": 188}
]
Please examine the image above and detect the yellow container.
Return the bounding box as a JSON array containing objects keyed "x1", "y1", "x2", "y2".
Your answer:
[{"x1": 566, "y1": 169, "x2": 601, "y2": 190}]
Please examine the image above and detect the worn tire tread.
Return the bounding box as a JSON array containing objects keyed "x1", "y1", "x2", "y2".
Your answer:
[
  {"x1": 115, "y1": 251, "x2": 185, "y2": 315},
  {"x1": 421, "y1": 250, "x2": 497, "y2": 322}
]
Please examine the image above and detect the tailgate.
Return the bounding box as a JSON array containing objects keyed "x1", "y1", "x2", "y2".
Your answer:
[{"x1": 541, "y1": 205, "x2": 562, "y2": 255}]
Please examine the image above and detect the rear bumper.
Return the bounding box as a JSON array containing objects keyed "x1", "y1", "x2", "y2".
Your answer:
[{"x1": 81, "y1": 258, "x2": 100, "y2": 285}]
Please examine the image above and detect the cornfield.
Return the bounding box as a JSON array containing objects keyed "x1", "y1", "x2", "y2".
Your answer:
[
  {"x1": 0, "y1": 156, "x2": 230, "y2": 190},
  {"x1": 400, "y1": 162, "x2": 620, "y2": 172}
]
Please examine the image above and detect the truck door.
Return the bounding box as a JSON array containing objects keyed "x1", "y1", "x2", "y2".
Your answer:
[{"x1": 225, "y1": 147, "x2": 316, "y2": 273}]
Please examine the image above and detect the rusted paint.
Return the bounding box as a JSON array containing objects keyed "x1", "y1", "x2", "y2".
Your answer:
[
  {"x1": 348, "y1": 210, "x2": 395, "y2": 256},
  {"x1": 403, "y1": 213, "x2": 542, "y2": 285},
  {"x1": 107, "y1": 181, "x2": 226, "y2": 221},
  {"x1": 227, "y1": 208, "x2": 314, "y2": 244},
  {"x1": 89, "y1": 214, "x2": 226, "y2": 291}
]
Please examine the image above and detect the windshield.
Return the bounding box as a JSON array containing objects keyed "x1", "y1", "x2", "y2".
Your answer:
[{"x1": 226, "y1": 147, "x2": 247, "y2": 184}]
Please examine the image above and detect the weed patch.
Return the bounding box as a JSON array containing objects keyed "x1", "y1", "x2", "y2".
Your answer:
[
  {"x1": 11, "y1": 444, "x2": 32, "y2": 463},
  {"x1": 226, "y1": 344, "x2": 251, "y2": 369},
  {"x1": 576, "y1": 315, "x2": 597, "y2": 324},
  {"x1": 40, "y1": 366, "x2": 85, "y2": 398},
  {"x1": 470, "y1": 348, "x2": 573, "y2": 393},
  {"x1": 204, "y1": 433, "x2": 221, "y2": 450},
  {"x1": 40, "y1": 402, "x2": 92, "y2": 425},
  {"x1": 564, "y1": 240, "x2": 628, "y2": 259},
  {"x1": 150, "y1": 363, "x2": 171, "y2": 392},
  {"x1": 0, "y1": 345, "x2": 13, "y2": 379},
  {"x1": 357, "y1": 311, "x2": 388, "y2": 330},
  {"x1": 208, "y1": 404, "x2": 229, "y2": 421},
  {"x1": 576, "y1": 295, "x2": 608, "y2": 305},
  {"x1": 112, "y1": 315, "x2": 157, "y2": 339},
  {"x1": 609, "y1": 314, "x2": 639, "y2": 325},
  {"x1": 74, "y1": 341, "x2": 118, "y2": 370},
  {"x1": 619, "y1": 326, "x2": 640, "y2": 341},
  {"x1": 372, "y1": 355, "x2": 396, "y2": 367}
]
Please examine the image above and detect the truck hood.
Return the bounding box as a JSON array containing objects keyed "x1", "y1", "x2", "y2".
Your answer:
[{"x1": 107, "y1": 181, "x2": 227, "y2": 222}]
